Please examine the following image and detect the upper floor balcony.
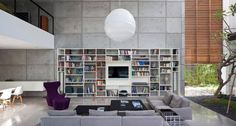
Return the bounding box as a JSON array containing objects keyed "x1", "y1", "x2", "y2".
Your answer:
[{"x1": 0, "y1": 0, "x2": 54, "y2": 49}]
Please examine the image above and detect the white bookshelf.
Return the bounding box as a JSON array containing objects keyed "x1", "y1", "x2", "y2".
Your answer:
[{"x1": 57, "y1": 48, "x2": 180, "y2": 97}]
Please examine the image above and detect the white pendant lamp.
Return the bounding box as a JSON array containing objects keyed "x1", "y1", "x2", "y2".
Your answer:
[{"x1": 104, "y1": 8, "x2": 136, "y2": 42}]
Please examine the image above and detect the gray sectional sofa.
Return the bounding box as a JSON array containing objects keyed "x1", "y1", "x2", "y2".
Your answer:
[
  {"x1": 146, "y1": 93, "x2": 192, "y2": 120},
  {"x1": 40, "y1": 110, "x2": 167, "y2": 126},
  {"x1": 40, "y1": 93, "x2": 192, "y2": 126},
  {"x1": 41, "y1": 116, "x2": 165, "y2": 126}
]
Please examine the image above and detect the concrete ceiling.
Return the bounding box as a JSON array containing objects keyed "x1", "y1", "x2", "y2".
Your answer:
[{"x1": 34, "y1": 0, "x2": 113, "y2": 2}]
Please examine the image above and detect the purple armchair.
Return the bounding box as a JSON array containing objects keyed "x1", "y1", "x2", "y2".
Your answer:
[{"x1": 44, "y1": 81, "x2": 70, "y2": 110}]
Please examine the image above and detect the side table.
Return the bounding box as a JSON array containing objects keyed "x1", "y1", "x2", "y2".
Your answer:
[{"x1": 159, "y1": 109, "x2": 183, "y2": 126}]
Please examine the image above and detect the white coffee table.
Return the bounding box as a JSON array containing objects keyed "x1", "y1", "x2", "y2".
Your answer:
[{"x1": 159, "y1": 109, "x2": 184, "y2": 126}]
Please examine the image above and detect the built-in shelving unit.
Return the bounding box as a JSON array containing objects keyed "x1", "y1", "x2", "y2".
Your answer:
[
  {"x1": 57, "y1": 48, "x2": 180, "y2": 97},
  {"x1": 96, "y1": 49, "x2": 106, "y2": 96},
  {"x1": 150, "y1": 49, "x2": 159, "y2": 96}
]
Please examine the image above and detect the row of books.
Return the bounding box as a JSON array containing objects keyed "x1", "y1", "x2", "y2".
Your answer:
[
  {"x1": 85, "y1": 85, "x2": 95, "y2": 93},
  {"x1": 63, "y1": 49, "x2": 178, "y2": 55},
  {"x1": 65, "y1": 62, "x2": 83, "y2": 67},
  {"x1": 84, "y1": 65, "x2": 96, "y2": 71},
  {"x1": 66, "y1": 68, "x2": 83, "y2": 74},
  {"x1": 65, "y1": 85, "x2": 96, "y2": 93},
  {"x1": 131, "y1": 87, "x2": 149, "y2": 94},
  {"x1": 132, "y1": 71, "x2": 149, "y2": 76},
  {"x1": 132, "y1": 61, "x2": 149, "y2": 66},
  {"x1": 65, "y1": 76, "x2": 83, "y2": 83}
]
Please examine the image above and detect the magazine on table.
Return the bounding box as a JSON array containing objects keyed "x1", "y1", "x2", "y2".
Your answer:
[{"x1": 132, "y1": 101, "x2": 143, "y2": 109}]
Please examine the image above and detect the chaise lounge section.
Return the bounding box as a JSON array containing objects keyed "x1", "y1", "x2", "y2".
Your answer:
[{"x1": 146, "y1": 92, "x2": 192, "y2": 120}]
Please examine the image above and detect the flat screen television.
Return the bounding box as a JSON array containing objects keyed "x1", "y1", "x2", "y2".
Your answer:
[{"x1": 108, "y1": 66, "x2": 129, "y2": 78}]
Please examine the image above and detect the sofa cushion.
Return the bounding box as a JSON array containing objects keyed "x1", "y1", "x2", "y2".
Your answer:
[
  {"x1": 154, "y1": 105, "x2": 171, "y2": 110},
  {"x1": 149, "y1": 99, "x2": 163, "y2": 103},
  {"x1": 162, "y1": 92, "x2": 173, "y2": 105},
  {"x1": 81, "y1": 116, "x2": 121, "y2": 126},
  {"x1": 181, "y1": 97, "x2": 190, "y2": 107},
  {"x1": 146, "y1": 96, "x2": 163, "y2": 102},
  {"x1": 150, "y1": 101, "x2": 166, "y2": 110},
  {"x1": 41, "y1": 116, "x2": 81, "y2": 126},
  {"x1": 169, "y1": 94, "x2": 182, "y2": 108},
  {"x1": 48, "y1": 110, "x2": 76, "y2": 116},
  {"x1": 89, "y1": 109, "x2": 117, "y2": 116},
  {"x1": 125, "y1": 110, "x2": 156, "y2": 116},
  {"x1": 148, "y1": 100, "x2": 164, "y2": 107},
  {"x1": 122, "y1": 116, "x2": 164, "y2": 126}
]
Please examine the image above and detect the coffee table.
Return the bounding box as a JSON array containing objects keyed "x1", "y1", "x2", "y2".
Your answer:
[
  {"x1": 74, "y1": 105, "x2": 110, "y2": 115},
  {"x1": 110, "y1": 100, "x2": 147, "y2": 111},
  {"x1": 74, "y1": 100, "x2": 147, "y2": 115}
]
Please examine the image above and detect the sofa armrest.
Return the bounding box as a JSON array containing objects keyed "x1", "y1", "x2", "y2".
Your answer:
[{"x1": 171, "y1": 107, "x2": 192, "y2": 120}]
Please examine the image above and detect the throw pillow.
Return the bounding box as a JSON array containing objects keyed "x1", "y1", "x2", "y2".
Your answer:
[
  {"x1": 181, "y1": 98, "x2": 190, "y2": 107},
  {"x1": 169, "y1": 94, "x2": 182, "y2": 108},
  {"x1": 125, "y1": 110, "x2": 156, "y2": 116},
  {"x1": 89, "y1": 109, "x2": 117, "y2": 116},
  {"x1": 48, "y1": 110, "x2": 76, "y2": 116},
  {"x1": 162, "y1": 92, "x2": 173, "y2": 105}
]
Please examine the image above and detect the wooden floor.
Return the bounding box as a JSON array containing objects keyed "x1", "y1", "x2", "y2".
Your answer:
[{"x1": 0, "y1": 97, "x2": 236, "y2": 126}]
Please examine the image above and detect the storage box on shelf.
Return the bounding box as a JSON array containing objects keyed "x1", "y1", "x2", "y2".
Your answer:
[{"x1": 57, "y1": 48, "x2": 180, "y2": 97}]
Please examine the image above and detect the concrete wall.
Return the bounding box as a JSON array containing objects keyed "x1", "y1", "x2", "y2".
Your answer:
[
  {"x1": 0, "y1": 0, "x2": 185, "y2": 90},
  {"x1": 52, "y1": 0, "x2": 184, "y2": 48},
  {"x1": 0, "y1": 50, "x2": 55, "y2": 81}
]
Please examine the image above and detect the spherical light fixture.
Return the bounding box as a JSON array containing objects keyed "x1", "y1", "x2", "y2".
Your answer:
[{"x1": 104, "y1": 8, "x2": 136, "y2": 42}]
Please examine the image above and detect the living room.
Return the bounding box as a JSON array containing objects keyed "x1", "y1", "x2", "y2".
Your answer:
[{"x1": 0, "y1": 0, "x2": 236, "y2": 126}]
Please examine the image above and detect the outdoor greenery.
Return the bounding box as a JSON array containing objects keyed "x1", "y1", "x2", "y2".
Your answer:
[
  {"x1": 213, "y1": 3, "x2": 236, "y2": 97},
  {"x1": 203, "y1": 98, "x2": 236, "y2": 111},
  {"x1": 185, "y1": 64, "x2": 219, "y2": 87}
]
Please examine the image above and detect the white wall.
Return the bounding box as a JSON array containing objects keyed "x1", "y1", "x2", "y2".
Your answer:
[{"x1": 0, "y1": 81, "x2": 45, "y2": 91}]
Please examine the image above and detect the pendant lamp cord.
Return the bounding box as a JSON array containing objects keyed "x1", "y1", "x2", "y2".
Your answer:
[{"x1": 118, "y1": 0, "x2": 121, "y2": 8}]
